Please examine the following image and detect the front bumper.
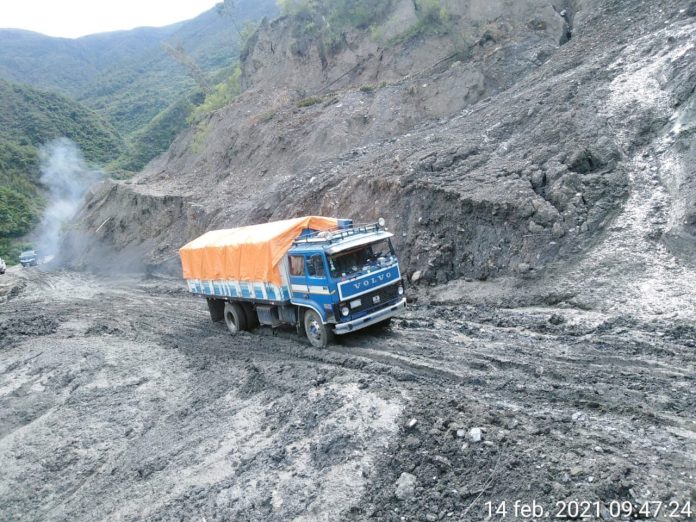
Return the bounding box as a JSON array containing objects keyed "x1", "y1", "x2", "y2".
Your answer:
[{"x1": 333, "y1": 298, "x2": 406, "y2": 335}]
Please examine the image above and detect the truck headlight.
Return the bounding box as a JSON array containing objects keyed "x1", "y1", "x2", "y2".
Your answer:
[
  {"x1": 341, "y1": 306, "x2": 350, "y2": 317},
  {"x1": 398, "y1": 286, "x2": 404, "y2": 295}
]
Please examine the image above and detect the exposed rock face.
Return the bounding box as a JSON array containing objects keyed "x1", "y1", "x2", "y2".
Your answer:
[{"x1": 68, "y1": 0, "x2": 695, "y2": 293}]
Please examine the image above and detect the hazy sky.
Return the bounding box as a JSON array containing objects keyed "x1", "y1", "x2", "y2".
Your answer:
[{"x1": 1, "y1": 0, "x2": 221, "y2": 38}]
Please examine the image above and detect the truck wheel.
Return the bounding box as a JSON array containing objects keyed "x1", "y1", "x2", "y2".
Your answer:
[
  {"x1": 304, "y1": 309, "x2": 333, "y2": 348},
  {"x1": 224, "y1": 302, "x2": 247, "y2": 334},
  {"x1": 241, "y1": 302, "x2": 259, "y2": 330}
]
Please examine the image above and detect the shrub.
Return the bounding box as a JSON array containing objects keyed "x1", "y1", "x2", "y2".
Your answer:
[
  {"x1": 278, "y1": 0, "x2": 393, "y2": 52},
  {"x1": 188, "y1": 65, "x2": 242, "y2": 124},
  {"x1": 388, "y1": 0, "x2": 452, "y2": 46},
  {"x1": 0, "y1": 186, "x2": 38, "y2": 238},
  {"x1": 297, "y1": 96, "x2": 324, "y2": 107}
]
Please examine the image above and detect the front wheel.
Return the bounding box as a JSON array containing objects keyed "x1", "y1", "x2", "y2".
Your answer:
[
  {"x1": 224, "y1": 302, "x2": 248, "y2": 335},
  {"x1": 304, "y1": 309, "x2": 333, "y2": 348}
]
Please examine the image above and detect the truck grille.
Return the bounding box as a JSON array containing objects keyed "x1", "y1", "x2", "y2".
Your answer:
[{"x1": 347, "y1": 283, "x2": 400, "y2": 315}]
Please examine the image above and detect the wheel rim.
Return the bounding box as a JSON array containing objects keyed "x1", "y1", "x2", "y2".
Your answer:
[
  {"x1": 226, "y1": 311, "x2": 238, "y2": 333},
  {"x1": 307, "y1": 317, "x2": 322, "y2": 342}
]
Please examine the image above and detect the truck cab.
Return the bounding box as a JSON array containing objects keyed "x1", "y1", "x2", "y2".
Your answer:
[{"x1": 284, "y1": 220, "x2": 406, "y2": 346}]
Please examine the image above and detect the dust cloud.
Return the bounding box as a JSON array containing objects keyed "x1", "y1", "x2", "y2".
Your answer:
[{"x1": 35, "y1": 138, "x2": 103, "y2": 263}]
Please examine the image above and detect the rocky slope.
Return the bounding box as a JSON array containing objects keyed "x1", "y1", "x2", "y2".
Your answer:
[{"x1": 68, "y1": 0, "x2": 696, "y2": 304}]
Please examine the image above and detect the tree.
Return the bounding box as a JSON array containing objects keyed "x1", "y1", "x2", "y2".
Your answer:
[{"x1": 162, "y1": 43, "x2": 211, "y2": 94}]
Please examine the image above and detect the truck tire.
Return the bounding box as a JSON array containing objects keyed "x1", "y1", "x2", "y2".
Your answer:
[
  {"x1": 224, "y1": 302, "x2": 247, "y2": 334},
  {"x1": 207, "y1": 298, "x2": 224, "y2": 322},
  {"x1": 241, "y1": 302, "x2": 259, "y2": 330},
  {"x1": 304, "y1": 309, "x2": 333, "y2": 348}
]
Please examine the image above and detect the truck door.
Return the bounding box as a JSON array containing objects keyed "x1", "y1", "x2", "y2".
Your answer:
[
  {"x1": 305, "y1": 253, "x2": 333, "y2": 321},
  {"x1": 305, "y1": 254, "x2": 331, "y2": 298}
]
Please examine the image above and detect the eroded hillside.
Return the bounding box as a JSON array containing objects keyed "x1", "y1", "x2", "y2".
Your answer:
[{"x1": 69, "y1": 0, "x2": 695, "y2": 303}]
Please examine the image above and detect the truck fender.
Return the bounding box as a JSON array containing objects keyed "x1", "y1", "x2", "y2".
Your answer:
[{"x1": 293, "y1": 302, "x2": 327, "y2": 324}]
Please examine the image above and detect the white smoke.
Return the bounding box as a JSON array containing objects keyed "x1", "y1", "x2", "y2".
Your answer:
[{"x1": 35, "y1": 139, "x2": 103, "y2": 260}]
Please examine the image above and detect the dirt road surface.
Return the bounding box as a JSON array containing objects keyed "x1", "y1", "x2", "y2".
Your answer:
[{"x1": 1, "y1": 267, "x2": 695, "y2": 521}]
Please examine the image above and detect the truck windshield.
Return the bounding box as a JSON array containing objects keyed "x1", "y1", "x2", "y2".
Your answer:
[{"x1": 328, "y1": 239, "x2": 395, "y2": 278}]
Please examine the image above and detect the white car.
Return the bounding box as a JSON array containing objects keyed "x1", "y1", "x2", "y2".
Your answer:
[{"x1": 0, "y1": 257, "x2": 6, "y2": 274}]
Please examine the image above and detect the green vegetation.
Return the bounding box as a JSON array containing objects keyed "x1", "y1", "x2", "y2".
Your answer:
[
  {"x1": 0, "y1": 0, "x2": 279, "y2": 177},
  {"x1": 0, "y1": 79, "x2": 123, "y2": 263},
  {"x1": 386, "y1": 0, "x2": 451, "y2": 46},
  {"x1": 276, "y1": 0, "x2": 457, "y2": 56},
  {"x1": 0, "y1": 80, "x2": 123, "y2": 164},
  {"x1": 279, "y1": 0, "x2": 392, "y2": 29},
  {"x1": 0, "y1": 1, "x2": 283, "y2": 262},
  {"x1": 278, "y1": 0, "x2": 393, "y2": 50},
  {"x1": 188, "y1": 65, "x2": 242, "y2": 124},
  {"x1": 114, "y1": 91, "x2": 204, "y2": 173},
  {"x1": 359, "y1": 81, "x2": 389, "y2": 94},
  {"x1": 297, "y1": 96, "x2": 324, "y2": 107}
]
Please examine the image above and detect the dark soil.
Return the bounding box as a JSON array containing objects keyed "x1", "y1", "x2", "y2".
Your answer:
[{"x1": 0, "y1": 269, "x2": 693, "y2": 521}]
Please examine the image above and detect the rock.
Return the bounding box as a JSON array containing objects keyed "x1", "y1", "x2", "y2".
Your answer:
[
  {"x1": 411, "y1": 271, "x2": 422, "y2": 283},
  {"x1": 432, "y1": 455, "x2": 451, "y2": 470},
  {"x1": 571, "y1": 412, "x2": 584, "y2": 422},
  {"x1": 395, "y1": 472, "x2": 417, "y2": 500},
  {"x1": 426, "y1": 514, "x2": 438, "y2": 522},
  {"x1": 531, "y1": 169, "x2": 546, "y2": 188},
  {"x1": 570, "y1": 466, "x2": 583, "y2": 476},
  {"x1": 518, "y1": 262, "x2": 531, "y2": 274},
  {"x1": 407, "y1": 418, "x2": 418, "y2": 429},
  {"x1": 552, "y1": 222, "x2": 566, "y2": 238},
  {"x1": 528, "y1": 221, "x2": 545, "y2": 233},
  {"x1": 469, "y1": 427, "x2": 482, "y2": 442},
  {"x1": 549, "y1": 314, "x2": 565, "y2": 325},
  {"x1": 405, "y1": 436, "x2": 421, "y2": 449},
  {"x1": 456, "y1": 429, "x2": 466, "y2": 438}
]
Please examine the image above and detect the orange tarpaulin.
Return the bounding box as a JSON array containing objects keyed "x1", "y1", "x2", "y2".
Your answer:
[{"x1": 179, "y1": 216, "x2": 339, "y2": 285}]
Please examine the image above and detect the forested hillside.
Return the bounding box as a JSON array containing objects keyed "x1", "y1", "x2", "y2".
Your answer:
[
  {"x1": 0, "y1": 79, "x2": 123, "y2": 262},
  {"x1": 0, "y1": 26, "x2": 178, "y2": 96},
  {"x1": 0, "y1": 0, "x2": 278, "y2": 173},
  {"x1": 0, "y1": 0, "x2": 278, "y2": 262}
]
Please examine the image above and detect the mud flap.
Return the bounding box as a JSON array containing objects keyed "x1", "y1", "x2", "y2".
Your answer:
[{"x1": 207, "y1": 298, "x2": 225, "y2": 322}]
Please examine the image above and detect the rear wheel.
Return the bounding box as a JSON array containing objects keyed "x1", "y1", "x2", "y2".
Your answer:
[
  {"x1": 224, "y1": 302, "x2": 247, "y2": 335},
  {"x1": 304, "y1": 309, "x2": 333, "y2": 348}
]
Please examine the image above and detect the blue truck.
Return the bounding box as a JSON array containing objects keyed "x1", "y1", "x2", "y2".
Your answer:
[{"x1": 180, "y1": 217, "x2": 406, "y2": 347}]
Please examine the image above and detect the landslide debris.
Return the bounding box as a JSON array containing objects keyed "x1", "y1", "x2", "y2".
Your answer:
[
  {"x1": 0, "y1": 270, "x2": 694, "y2": 521},
  {"x1": 65, "y1": 0, "x2": 695, "y2": 289}
]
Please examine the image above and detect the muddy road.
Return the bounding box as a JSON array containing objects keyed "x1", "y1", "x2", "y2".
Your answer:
[{"x1": 0, "y1": 268, "x2": 694, "y2": 521}]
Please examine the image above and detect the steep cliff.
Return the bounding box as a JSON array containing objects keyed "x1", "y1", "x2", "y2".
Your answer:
[{"x1": 69, "y1": 0, "x2": 696, "y2": 307}]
